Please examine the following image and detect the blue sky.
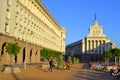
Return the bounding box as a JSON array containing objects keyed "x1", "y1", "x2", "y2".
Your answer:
[{"x1": 41, "y1": 0, "x2": 120, "y2": 48}]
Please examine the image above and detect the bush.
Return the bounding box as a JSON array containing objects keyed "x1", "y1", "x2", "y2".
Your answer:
[{"x1": 40, "y1": 48, "x2": 62, "y2": 61}]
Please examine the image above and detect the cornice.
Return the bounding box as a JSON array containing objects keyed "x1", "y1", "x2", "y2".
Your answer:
[{"x1": 36, "y1": 0, "x2": 62, "y2": 29}]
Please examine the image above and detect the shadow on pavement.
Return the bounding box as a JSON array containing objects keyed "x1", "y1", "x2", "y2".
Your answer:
[
  {"x1": 12, "y1": 73, "x2": 20, "y2": 80},
  {"x1": 81, "y1": 63, "x2": 90, "y2": 69},
  {"x1": 69, "y1": 63, "x2": 114, "y2": 80},
  {"x1": 36, "y1": 67, "x2": 48, "y2": 72}
]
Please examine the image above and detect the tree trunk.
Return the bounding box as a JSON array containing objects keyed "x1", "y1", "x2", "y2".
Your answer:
[
  {"x1": 107, "y1": 58, "x2": 109, "y2": 66},
  {"x1": 105, "y1": 59, "x2": 107, "y2": 66},
  {"x1": 9, "y1": 55, "x2": 14, "y2": 67},
  {"x1": 10, "y1": 55, "x2": 13, "y2": 73}
]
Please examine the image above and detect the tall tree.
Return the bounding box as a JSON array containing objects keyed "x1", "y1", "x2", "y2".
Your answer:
[
  {"x1": 110, "y1": 48, "x2": 120, "y2": 66},
  {"x1": 103, "y1": 50, "x2": 112, "y2": 66},
  {"x1": 5, "y1": 42, "x2": 21, "y2": 66}
]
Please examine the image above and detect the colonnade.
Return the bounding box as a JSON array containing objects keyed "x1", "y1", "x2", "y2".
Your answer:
[{"x1": 86, "y1": 40, "x2": 106, "y2": 54}]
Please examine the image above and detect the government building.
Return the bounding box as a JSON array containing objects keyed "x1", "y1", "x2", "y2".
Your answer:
[
  {"x1": 66, "y1": 16, "x2": 115, "y2": 62},
  {"x1": 0, "y1": 0, "x2": 66, "y2": 65}
]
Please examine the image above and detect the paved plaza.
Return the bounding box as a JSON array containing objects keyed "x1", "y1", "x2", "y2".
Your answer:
[
  {"x1": 70, "y1": 63, "x2": 114, "y2": 80},
  {"x1": 0, "y1": 63, "x2": 114, "y2": 80}
]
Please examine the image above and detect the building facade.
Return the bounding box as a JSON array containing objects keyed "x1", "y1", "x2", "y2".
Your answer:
[
  {"x1": 66, "y1": 16, "x2": 115, "y2": 62},
  {"x1": 0, "y1": 0, "x2": 66, "y2": 65}
]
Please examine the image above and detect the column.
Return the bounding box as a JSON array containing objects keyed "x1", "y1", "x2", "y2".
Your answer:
[
  {"x1": 97, "y1": 40, "x2": 99, "y2": 54},
  {"x1": 94, "y1": 40, "x2": 96, "y2": 53},
  {"x1": 82, "y1": 40, "x2": 85, "y2": 53},
  {"x1": 92, "y1": 40, "x2": 94, "y2": 53},
  {"x1": 90, "y1": 40, "x2": 92, "y2": 53},
  {"x1": 96, "y1": 40, "x2": 98, "y2": 54},
  {"x1": 88, "y1": 40, "x2": 90, "y2": 53},
  {"x1": 101, "y1": 41, "x2": 103, "y2": 54},
  {"x1": 99, "y1": 40, "x2": 101, "y2": 54},
  {"x1": 103, "y1": 40, "x2": 105, "y2": 53},
  {"x1": 86, "y1": 40, "x2": 89, "y2": 54}
]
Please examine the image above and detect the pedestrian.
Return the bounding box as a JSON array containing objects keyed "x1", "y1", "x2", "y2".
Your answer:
[
  {"x1": 110, "y1": 64, "x2": 117, "y2": 76},
  {"x1": 96, "y1": 62, "x2": 101, "y2": 71},
  {"x1": 65, "y1": 61, "x2": 70, "y2": 71},
  {"x1": 116, "y1": 66, "x2": 120, "y2": 79},
  {"x1": 48, "y1": 59, "x2": 54, "y2": 72}
]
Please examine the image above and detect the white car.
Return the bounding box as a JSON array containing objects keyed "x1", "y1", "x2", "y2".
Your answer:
[
  {"x1": 96, "y1": 64, "x2": 105, "y2": 70},
  {"x1": 105, "y1": 66, "x2": 112, "y2": 72}
]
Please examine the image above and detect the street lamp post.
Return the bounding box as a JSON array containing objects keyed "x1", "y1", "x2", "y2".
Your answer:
[{"x1": 24, "y1": 32, "x2": 34, "y2": 69}]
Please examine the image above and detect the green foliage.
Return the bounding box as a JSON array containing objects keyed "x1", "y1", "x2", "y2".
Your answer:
[
  {"x1": 103, "y1": 50, "x2": 112, "y2": 66},
  {"x1": 58, "y1": 55, "x2": 64, "y2": 68},
  {"x1": 73, "y1": 57, "x2": 76, "y2": 64},
  {"x1": 40, "y1": 48, "x2": 62, "y2": 61},
  {"x1": 68, "y1": 55, "x2": 73, "y2": 65},
  {"x1": 73, "y1": 57, "x2": 80, "y2": 64},
  {"x1": 5, "y1": 42, "x2": 21, "y2": 55},
  {"x1": 5, "y1": 42, "x2": 21, "y2": 66},
  {"x1": 76, "y1": 58, "x2": 80, "y2": 64},
  {"x1": 109, "y1": 48, "x2": 120, "y2": 66},
  {"x1": 103, "y1": 50, "x2": 112, "y2": 60},
  {"x1": 110, "y1": 48, "x2": 120, "y2": 57},
  {"x1": 66, "y1": 54, "x2": 80, "y2": 65}
]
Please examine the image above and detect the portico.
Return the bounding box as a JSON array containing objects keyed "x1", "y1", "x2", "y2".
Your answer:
[{"x1": 66, "y1": 15, "x2": 115, "y2": 62}]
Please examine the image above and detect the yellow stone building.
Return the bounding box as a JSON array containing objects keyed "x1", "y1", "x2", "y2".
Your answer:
[
  {"x1": 66, "y1": 16, "x2": 115, "y2": 62},
  {"x1": 0, "y1": 0, "x2": 66, "y2": 65}
]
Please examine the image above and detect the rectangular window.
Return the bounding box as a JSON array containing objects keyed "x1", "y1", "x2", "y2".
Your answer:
[{"x1": 5, "y1": 23, "x2": 9, "y2": 33}]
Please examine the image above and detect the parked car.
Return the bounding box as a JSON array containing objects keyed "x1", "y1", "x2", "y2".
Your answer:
[
  {"x1": 89, "y1": 62, "x2": 113, "y2": 71},
  {"x1": 101, "y1": 65, "x2": 113, "y2": 72}
]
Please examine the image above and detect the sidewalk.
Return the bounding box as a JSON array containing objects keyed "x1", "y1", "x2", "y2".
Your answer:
[
  {"x1": 0, "y1": 63, "x2": 84, "y2": 80},
  {"x1": 0, "y1": 63, "x2": 114, "y2": 80},
  {"x1": 70, "y1": 63, "x2": 114, "y2": 80}
]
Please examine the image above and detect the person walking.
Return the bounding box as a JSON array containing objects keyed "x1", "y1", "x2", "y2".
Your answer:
[
  {"x1": 110, "y1": 64, "x2": 117, "y2": 76},
  {"x1": 65, "y1": 61, "x2": 70, "y2": 71},
  {"x1": 48, "y1": 59, "x2": 54, "y2": 72},
  {"x1": 113, "y1": 66, "x2": 120, "y2": 80}
]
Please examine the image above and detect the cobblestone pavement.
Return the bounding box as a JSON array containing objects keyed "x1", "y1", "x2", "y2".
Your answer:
[{"x1": 70, "y1": 63, "x2": 114, "y2": 80}]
